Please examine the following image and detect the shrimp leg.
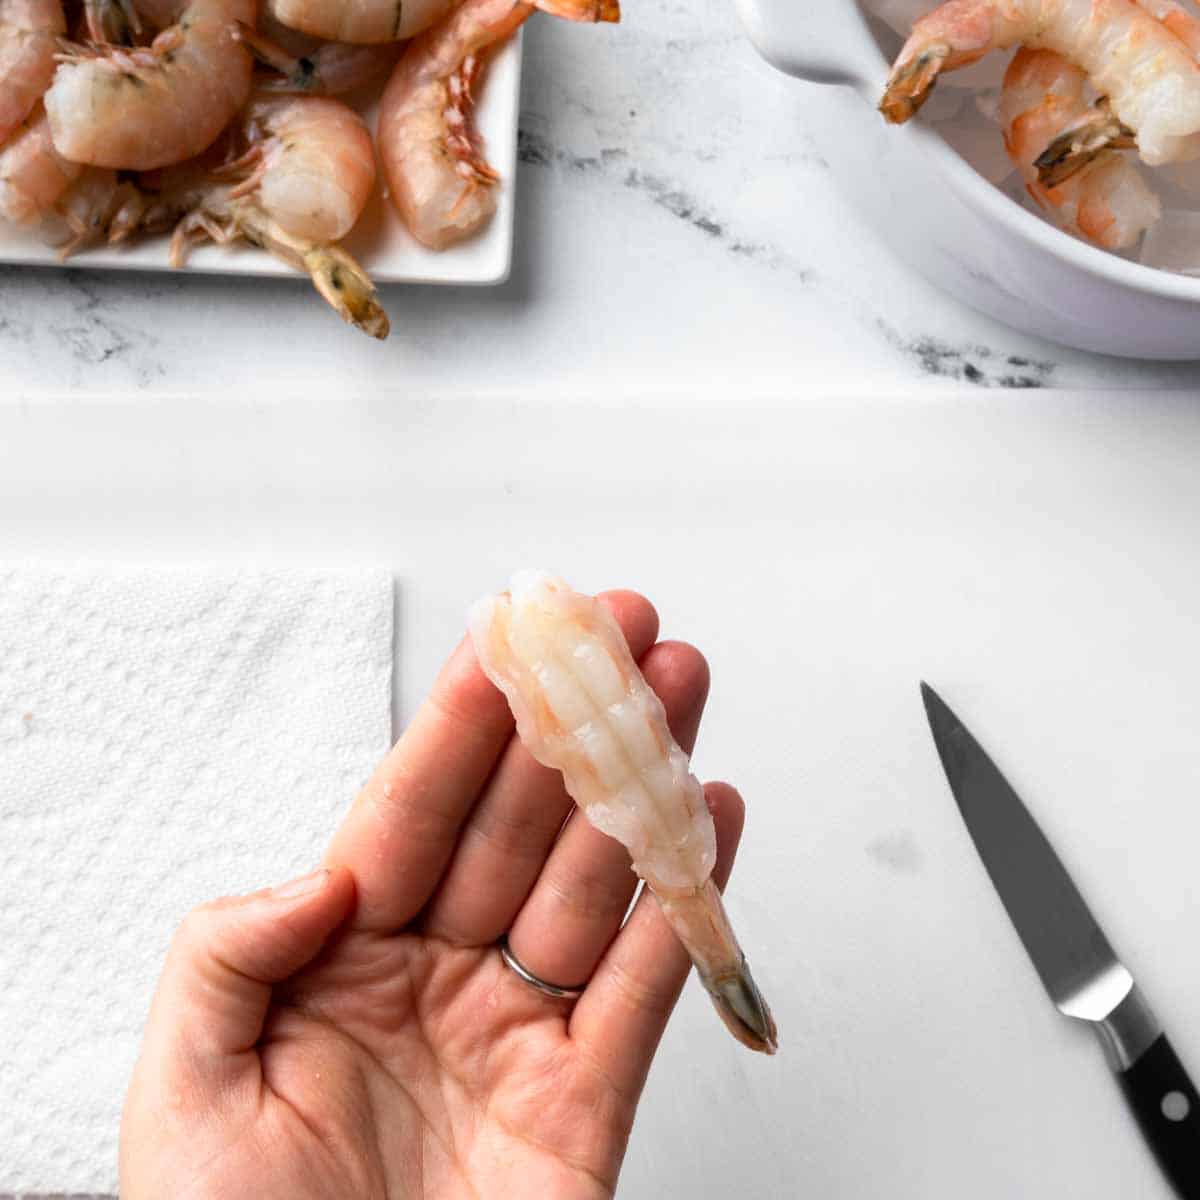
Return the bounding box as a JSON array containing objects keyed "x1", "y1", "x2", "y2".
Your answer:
[{"x1": 470, "y1": 572, "x2": 777, "y2": 1055}]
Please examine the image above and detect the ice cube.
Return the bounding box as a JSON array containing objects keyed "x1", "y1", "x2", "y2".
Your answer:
[
  {"x1": 918, "y1": 85, "x2": 967, "y2": 124},
  {"x1": 1140, "y1": 210, "x2": 1200, "y2": 274},
  {"x1": 939, "y1": 111, "x2": 1014, "y2": 185}
]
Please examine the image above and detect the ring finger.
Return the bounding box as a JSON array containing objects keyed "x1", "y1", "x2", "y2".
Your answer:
[{"x1": 503, "y1": 640, "x2": 710, "y2": 991}]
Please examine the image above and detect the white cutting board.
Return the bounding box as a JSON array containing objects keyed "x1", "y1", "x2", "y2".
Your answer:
[{"x1": 2, "y1": 389, "x2": 1198, "y2": 1199}]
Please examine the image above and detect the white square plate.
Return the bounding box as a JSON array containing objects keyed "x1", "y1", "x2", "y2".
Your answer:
[{"x1": 0, "y1": 32, "x2": 522, "y2": 286}]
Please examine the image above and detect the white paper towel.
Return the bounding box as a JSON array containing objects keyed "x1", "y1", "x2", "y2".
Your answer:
[{"x1": 0, "y1": 565, "x2": 394, "y2": 1194}]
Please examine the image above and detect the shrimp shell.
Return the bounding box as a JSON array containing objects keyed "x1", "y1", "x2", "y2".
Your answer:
[
  {"x1": 470, "y1": 572, "x2": 777, "y2": 1055},
  {"x1": 44, "y1": 0, "x2": 255, "y2": 170},
  {"x1": 0, "y1": 0, "x2": 64, "y2": 146},
  {"x1": 378, "y1": 0, "x2": 618, "y2": 250},
  {"x1": 0, "y1": 103, "x2": 81, "y2": 224},
  {"x1": 223, "y1": 95, "x2": 376, "y2": 242}
]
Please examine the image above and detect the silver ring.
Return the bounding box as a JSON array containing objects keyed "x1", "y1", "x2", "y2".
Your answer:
[{"x1": 498, "y1": 936, "x2": 586, "y2": 1000}]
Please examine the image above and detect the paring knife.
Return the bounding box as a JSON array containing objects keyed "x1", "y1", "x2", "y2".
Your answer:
[{"x1": 921, "y1": 683, "x2": 1200, "y2": 1198}]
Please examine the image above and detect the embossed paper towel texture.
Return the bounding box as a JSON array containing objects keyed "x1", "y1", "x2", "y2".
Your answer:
[{"x1": 0, "y1": 567, "x2": 394, "y2": 1193}]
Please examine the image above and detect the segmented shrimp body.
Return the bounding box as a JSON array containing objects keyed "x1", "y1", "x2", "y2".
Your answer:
[
  {"x1": 0, "y1": 0, "x2": 63, "y2": 145},
  {"x1": 1000, "y1": 48, "x2": 1161, "y2": 248},
  {"x1": 1138, "y1": 0, "x2": 1200, "y2": 56},
  {"x1": 267, "y1": 0, "x2": 452, "y2": 43},
  {"x1": 223, "y1": 95, "x2": 376, "y2": 242},
  {"x1": 378, "y1": 0, "x2": 618, "y2": 250},
  {"x1": 881, "y1": 0, "x2": 1200, "y2": 166},
  {"x1": 470, "y1": 572, "x2": 778, "y2": 1055},
  {"x1": 0, "y1": 103, "x2": 82, "y2": 223},
  {"x1": 44, "y1": 0, "x2": 255, "y2": 169}
]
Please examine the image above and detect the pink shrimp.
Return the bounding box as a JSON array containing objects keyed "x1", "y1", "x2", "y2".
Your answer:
[
  {"x1": 48, "y1": 96, "x2": 387, "y2": 337},
  {"x1": 1000, "y1": 48, "x2": 1161, "y2": 249},
  {"x1": 880, "y1": 0, "x2": 1200, "y2": 167},
  {"x1": 44, "y1": 0, "x2": 255, "y2": 170},
  {"x1": 220, "y1": 94, "x2": 376, "y2": 242},
  {"x1": 0, "y1": 103, "x2": 81, "y2": 224},
  {"x1": 0, "y1": 0, "x2": 63, "y2": 145},
  {"x1": 378, "y1": 0, "x2": 619, "y2": 250}
]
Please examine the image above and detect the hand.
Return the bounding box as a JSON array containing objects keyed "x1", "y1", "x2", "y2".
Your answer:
[{"x1": 120, "y1": 591, "x2": 746, "y2": 1199}]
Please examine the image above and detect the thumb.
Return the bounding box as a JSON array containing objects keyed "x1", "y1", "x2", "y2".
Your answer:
[{"x1": 143, "y1": 866, "x2": 355, "y2": 1080}]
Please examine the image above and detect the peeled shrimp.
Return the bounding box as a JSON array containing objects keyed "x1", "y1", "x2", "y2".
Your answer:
[
  {"x1": 44, "y1": 0, "x2": 255, "y2": 170},
  {"x1": 0, "y1": 0, "x2": 63, "y2": 146},
  {"x1": 378, "y1": 0, "x2": 618, "y2": 250},
  {"x1": 0, "y1": 103, "x2": 82, "y2": 223},
  {"x1": 267, "y1": 0, "x2": 452, "y2": 43},
  {"x1": 880, "y1": 0, "x2": 1200, "y2": 166},
  {"x1": 1000, "y1": 48, "x2": 1161, "y2": 248},
  {"x1": 469, "y1": 572, "x2": 778, "y2": 1055}
]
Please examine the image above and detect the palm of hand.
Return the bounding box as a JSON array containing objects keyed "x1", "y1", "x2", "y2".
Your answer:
[{"x1": 247, "y1": 931, "x2": 629, "y2": 1200}]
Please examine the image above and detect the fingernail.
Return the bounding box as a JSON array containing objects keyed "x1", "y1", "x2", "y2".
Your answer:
[{"x1": 272, "y1": 868, "x2": 329, "y2": 900}]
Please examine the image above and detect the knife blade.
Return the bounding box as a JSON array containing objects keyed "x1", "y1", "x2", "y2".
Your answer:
[{"x1": 921, "y1": 683, "x2": 1200, "y2": 1198}]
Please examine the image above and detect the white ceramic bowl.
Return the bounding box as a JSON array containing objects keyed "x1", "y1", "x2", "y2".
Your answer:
[{"x1": 735, "y1": 0, "x2": 1200, "y2": 359}]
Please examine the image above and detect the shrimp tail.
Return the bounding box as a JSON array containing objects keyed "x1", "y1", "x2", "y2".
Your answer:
[
  {"x1": 240, "y1": 205, "x2": 390, "y2": 338},
  {"x1": 1034, "y1": 102, "x2": 1137, "y2": 186},
  {"x1": 880, "y1": 44, "x2": 951, "y2": 124},
  {"x1": 302, "y1": 245, "x2": 390, "y2": 340},
  {"x1": 657, "y1": 880, "x2": 778, "y2": 1055}
]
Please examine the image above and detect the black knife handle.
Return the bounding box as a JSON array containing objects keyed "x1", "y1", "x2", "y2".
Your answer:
[{"x1": 1118, "y1": 1034, "x2": 1200, "y2": 1198}]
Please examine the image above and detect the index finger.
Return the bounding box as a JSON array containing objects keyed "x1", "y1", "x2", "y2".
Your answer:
[{"x1": 324, "y1": 634, "x2": 515, "y2": 932}]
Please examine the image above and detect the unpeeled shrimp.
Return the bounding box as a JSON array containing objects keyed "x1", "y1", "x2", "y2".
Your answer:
[
  {"x1": 0, "y1": 103, "x2": 81, "y2": 223},
  {"x1": 221, "y1": 95, "x2": 377, "y2": 242},
  {"x1": 44, "y1": 0, "x2": 255, "y2": 169},
  {"x1": 378, "y1": 0, "x2": 618, "y2": 250},
  {"x1": 267, "y1": 0, "x2": 451, "y2": 45},
  {"x1": 52, "y1": 97, "x2": 388, "y2": 337},
  {"x1": 0, "y1": 0, "x2": 63, "y2": 145},
  {"x1": 1000, "y1": 48, "x2": 1161, "y2": 248},
  {"x1": 469, "y1": 572, "x2": 778, "y2": 1055},
  {"x1": 880, "y1": 0, "x2": 1200, "y2": 166}
]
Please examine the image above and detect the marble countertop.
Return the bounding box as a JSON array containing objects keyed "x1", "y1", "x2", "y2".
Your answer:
[{"x1": 3, "y1": 0, "x2": 1200, "y2": 395}]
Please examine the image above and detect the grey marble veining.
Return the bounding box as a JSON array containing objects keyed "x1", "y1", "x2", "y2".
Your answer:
[{"x1": 1, "y1": 0, "x2": 1198, "y2": 396}]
